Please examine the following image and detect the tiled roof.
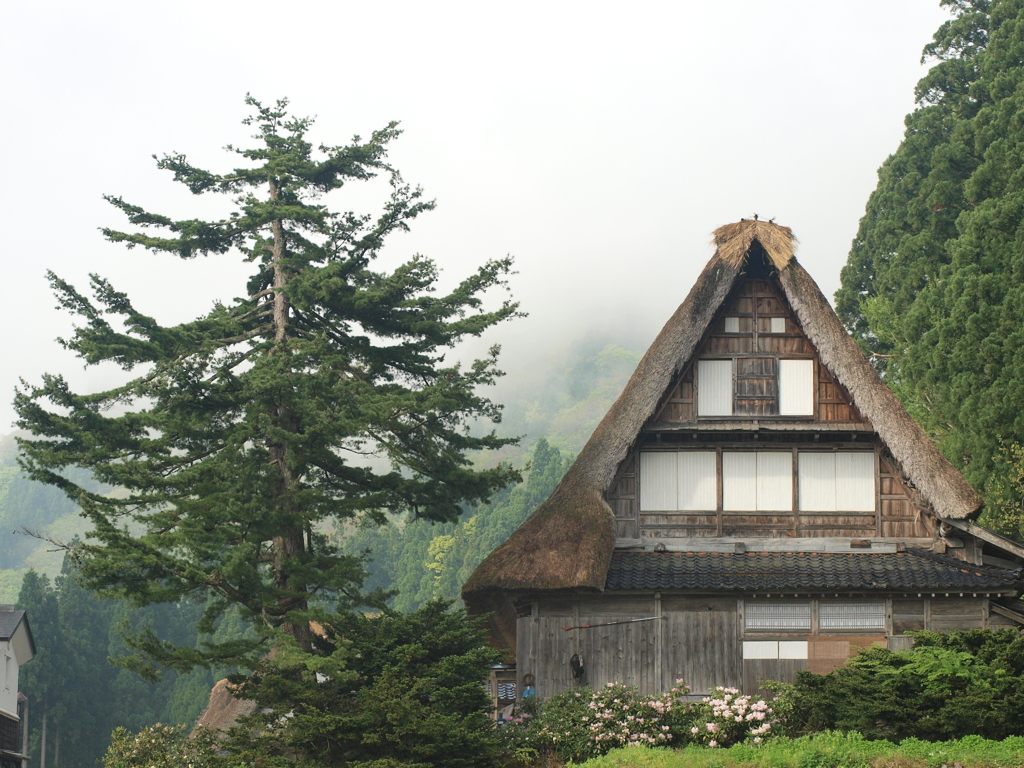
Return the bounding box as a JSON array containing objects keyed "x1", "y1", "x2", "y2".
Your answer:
[
  {"x1": 0, "y1": 610, "x2": 26, "y2": 641},
  {"x1": 605, "y1": 549, "x2": 1022, "y2": 592}
]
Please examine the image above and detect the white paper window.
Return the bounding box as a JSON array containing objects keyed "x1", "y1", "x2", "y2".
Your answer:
[
  {"x1": 770, "y1": 317, "x2": 786, "y2": 333},
  {"x1": 639, "y1": 452, "x2": 677, "y2": 511},
  {"x1": 725, "y1": 316, "x2": 740, "y2": 333},
  {"x1": 778, "y1": 640, "x2": 809, "y2": 659},
  {"x1": 820, "y1": 602, "x2": 885, "y2": 630},
  {"x1": 697, "y1": 360, "x2": 733, "y2": 416},
  {"x1": 724, "y1": 452, "x2": 792, "y2": 511},
  {"x1": 756, "y1": 452, "x2": 793, "y2": 511},
  {"x1": 779, "y1": 359, "x2": 814, "y2": 416},
  {"x1": 798, "y1": 452, "x2": 875, "y2": 512},
  {"x1": 723, "y1": 452, "x2": 757, "y2": 511},
  {"x1": 677, "y1": 452, "x2": 717, "y2": 511},
  {"x1": 743, "y1": 641, "x2": 778, "y2": 659},
  {"x1": 745, "y1": 603, "x2": 811, "y2": 630},
  {"x1": 836, "y1": 453, "x2": 875, "y2": 512}
]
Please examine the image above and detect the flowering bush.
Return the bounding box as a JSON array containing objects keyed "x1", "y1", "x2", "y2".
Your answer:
[
  {"x1": 498, "y1": 681, "x2": 696, "y2": 763},
  {"x1": 690, "y1": 686, "x2": 776, "y2": 748}
]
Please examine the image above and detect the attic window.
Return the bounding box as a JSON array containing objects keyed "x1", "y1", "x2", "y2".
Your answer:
[
  {"x1": 770, "y1": 317, "x2": 786, "y2": 333},
  {"x1": 696, "y1": 358, "x2": 813, "y2": 417},
  {"x1": 725, "y1": 316, "x2": 740, "y2": 333}
]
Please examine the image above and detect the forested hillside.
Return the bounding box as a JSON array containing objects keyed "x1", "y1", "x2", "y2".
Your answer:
[{"x1": 836, "y1": 0, "x2": 1024, "y2": 536}]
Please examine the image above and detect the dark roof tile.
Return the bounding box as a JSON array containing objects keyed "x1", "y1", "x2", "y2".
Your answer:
[{"x1": 605, "y1": 549, "x2": 1020, "y2": 592}]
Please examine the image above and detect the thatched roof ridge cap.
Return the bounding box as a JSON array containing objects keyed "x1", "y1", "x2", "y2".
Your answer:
[{"x1": 712, "y1": 219, "x2": 796, "y2": 270}]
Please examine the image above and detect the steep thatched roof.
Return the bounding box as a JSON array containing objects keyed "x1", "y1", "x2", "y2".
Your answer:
[{"x1": 463, "y1": 220, "x2": 982, "y2": 620}]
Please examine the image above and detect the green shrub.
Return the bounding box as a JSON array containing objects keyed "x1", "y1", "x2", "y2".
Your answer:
[{"x1": 779, "y1": 629, "x2": 1024, "y2": 741}]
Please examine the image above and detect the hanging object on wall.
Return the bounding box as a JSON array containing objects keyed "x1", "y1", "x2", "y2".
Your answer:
[
  {"x1": 570, "y1": 653, "x2": 585, "y2": 683},
  {"x1": 562, "y1": 616, "x2": 662, "y2": 631}
]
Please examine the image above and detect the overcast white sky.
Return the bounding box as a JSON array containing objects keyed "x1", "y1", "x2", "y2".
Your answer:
[{"x1": 2, "y1": 0, "x2": 951, "y2": 433}]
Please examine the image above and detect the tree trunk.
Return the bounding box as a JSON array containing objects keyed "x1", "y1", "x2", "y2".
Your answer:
[
  {"x1": 52, "y1": 725, "x2": 57, "y2": 768},
  {"x1": 267, "y1": 178, "x2": 311, "y2": 654},
  {"x1": 39, "y1": 712, "x2": 45, "y2": 768}
]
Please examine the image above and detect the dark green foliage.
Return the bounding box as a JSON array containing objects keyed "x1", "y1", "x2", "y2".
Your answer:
[
  {"x1": 14, "y1": 96, "x2": 519, "y2": 671},
  {"x1": 220, "y1": 600, "x2": 503, "y2": 768},
  {"x1": 781, "y1": 628, "x2": 1024, "y2": 741},
  {"x1": 835, "y1": 0, "x2": 1024, "y2": 535}
]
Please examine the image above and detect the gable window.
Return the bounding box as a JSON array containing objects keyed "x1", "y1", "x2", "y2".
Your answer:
[
  {"x1": 798, "y1": 452, "x2": 874, "y2": 512},
  {"x1": 697, "y1": 360, "x2": 732, "y2": 416},
  {"x1": 639, "y1": 451, "x2": 716, "y2": 511},
  {"x1": 723, "y1": 452, "x2": 791, "y2": 511},
  {"x1": 696, "y1": 357, "x2": 813, "y2": 417},
  {"x1": 638, "y1": 450, "x2": 876, "y2": 513}
]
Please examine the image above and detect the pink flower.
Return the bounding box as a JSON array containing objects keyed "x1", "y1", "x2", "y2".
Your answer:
[
  {"x1": 691, "y1": 727, "x2": 699, "y2": 735},
  {"x1": 709, "y1": 739, "x2": 719, "y2": 748},
  {"x1": 753, "y1": 736, "x2": 762, "y2": 744}
]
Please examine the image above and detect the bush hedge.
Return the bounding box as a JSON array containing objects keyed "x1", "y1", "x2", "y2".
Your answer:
[{"x1": 781, "y1": 628, "x2": 1024, "y2": 741}]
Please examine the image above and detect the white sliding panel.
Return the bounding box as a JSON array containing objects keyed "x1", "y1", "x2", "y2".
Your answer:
[
  {"x1": 770, "y1": 317, "x2": 787, "y2": 333},
  {"x1": 779, "y1": 359, "x2": 814, "y2": 416},
  {"x1": 757, "y1": 452, "x2": 793, "y2": 511},
  {"x1": 836, "y1": 452, "x2": 875, "y2": 511},
  {"x1": 724, "y1": 316, "x2": 740, "y2": 333},
  {"x1": 778, "y1": 641, "x2": 809, "y2": 660},
  {"x1": 639, "y1": 453, "x2": 677, "y2": 511},
  {"x1": 697, "y1": 359, "x2": 733, "y2": 416},
  {"x1": 678, "y1": 452, "x2": 717, "y2": 511},
  {"x1": 743, "y1": 641, "x2": 778, "y2": 659},
  {"x1": 799, "y1": 453, "x2": 836, "y2": 511},
  {"x1": 723, "y1": 452, "x2": 757, "y2": 511}
]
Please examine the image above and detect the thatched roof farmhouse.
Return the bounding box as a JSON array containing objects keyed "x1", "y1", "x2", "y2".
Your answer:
[{"x1": 463, "y1": 220, "x2": 1024, "y2": 698}]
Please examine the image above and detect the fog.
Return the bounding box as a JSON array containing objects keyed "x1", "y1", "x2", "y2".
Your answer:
[{"x1": 2, "y1": 0, "x2": 950, "y2": 432}]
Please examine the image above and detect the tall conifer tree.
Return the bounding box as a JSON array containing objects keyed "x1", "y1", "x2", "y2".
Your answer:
[
  {"x1": 836, "y1": 0, "x2": 1024, "y2": 534},
  {"x1": 14, "y1": 97, "x2": 520, "y2": 671}
]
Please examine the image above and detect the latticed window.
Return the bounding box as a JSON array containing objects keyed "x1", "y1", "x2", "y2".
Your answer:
[
  {"x1": 745, "y1": 602, "x2": 811, "y2": 630},
  {"x1": 819, "y1": 602, "x2": 885, "y2": 630}
]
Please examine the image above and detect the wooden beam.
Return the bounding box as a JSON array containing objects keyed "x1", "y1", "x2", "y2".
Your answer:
[
  {"x1": 990, "y1": 603, "x2": 1024, "y2": 626},
  {"x1": 942, "y1": 519, "x2": 1024, "y2": 561}
]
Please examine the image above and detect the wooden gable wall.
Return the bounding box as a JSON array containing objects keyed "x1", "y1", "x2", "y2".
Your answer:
[
  {"x1": 651, "y1": 277, "x2": 866, "y2": 425},
  {"x1": 603, "y1": 274, "x2": 937, "y2": 542}
]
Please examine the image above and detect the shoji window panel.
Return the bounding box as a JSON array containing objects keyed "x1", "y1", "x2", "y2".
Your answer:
[
  {"x1": 724, "y1": 452, "x2": 791, "y2": 511},
  {"x1": 640, "y1": 452, "x2": 716, "y2": 511},
  {"x1": 697, "y1": 360, "x2": 733, "y2": 416},
  {"x1": 639, "y1": 452, "x2": 677, "y2": 511},
  {"x1": 779, "y1": 359, "x2": 814, "y2": 415},
  {"x1": 798, "y1": 452, "x2": 875, "y2": 512},
  {"x1": 677, "y1": 451, "x2": 717, "y2": 511}
]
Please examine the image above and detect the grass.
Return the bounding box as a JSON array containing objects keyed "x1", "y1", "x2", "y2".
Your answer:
[{"x1": 576, "y1": 733, "x2": 1024, "y2": 768}]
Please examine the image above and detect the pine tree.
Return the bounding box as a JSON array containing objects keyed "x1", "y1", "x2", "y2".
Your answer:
[{"x1": 14, "y1": 97, "x2": 520, "y2": 674}]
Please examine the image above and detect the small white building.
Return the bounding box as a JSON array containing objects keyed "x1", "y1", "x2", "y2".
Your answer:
[{"x1": 0, "y1": 607, "x2": 34, "y2": 768}]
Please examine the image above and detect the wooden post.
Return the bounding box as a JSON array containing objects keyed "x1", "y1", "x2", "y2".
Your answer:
[
  {"x1": 654, "y1": 592, "x2": 663, "y2": 691},
  {"x1": 20, "y1": 700, "x2": 27, "y2": 768}
]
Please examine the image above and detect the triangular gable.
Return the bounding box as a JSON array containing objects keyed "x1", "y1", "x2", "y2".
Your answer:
[{"x1": 463, "y1": 221, "x2": 982, "y2": 622}]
